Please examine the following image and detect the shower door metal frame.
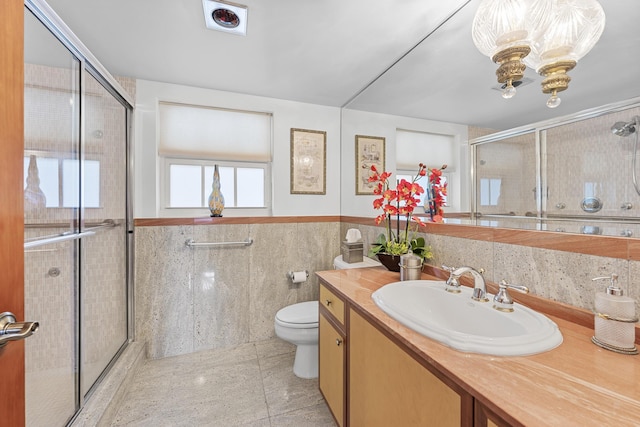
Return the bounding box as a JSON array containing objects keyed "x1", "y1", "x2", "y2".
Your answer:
[{"x1": 24, "y1": 0, "x2": 135, "y2": 422}]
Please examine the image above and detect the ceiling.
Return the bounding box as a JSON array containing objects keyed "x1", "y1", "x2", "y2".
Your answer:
[{"x1": 42, "y1": 0, "x2": 640, "y2": 130}]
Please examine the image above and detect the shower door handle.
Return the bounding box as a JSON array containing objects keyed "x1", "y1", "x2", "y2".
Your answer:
[
  {"x1": 0, "y1": 312, "x2": 39, "y2": 348},
  {"x1": 24, "y1": 230, "x2": 96, "y2": 250}
]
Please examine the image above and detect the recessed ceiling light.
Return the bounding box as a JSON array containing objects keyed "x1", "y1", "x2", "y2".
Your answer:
[{"x1": 202, "y1": 0, "x2": 248, "y2": 36}]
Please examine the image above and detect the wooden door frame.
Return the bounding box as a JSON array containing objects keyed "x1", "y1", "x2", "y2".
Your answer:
[{"x1": 0, "y1": 0, "x2": 25, "y2": 426}]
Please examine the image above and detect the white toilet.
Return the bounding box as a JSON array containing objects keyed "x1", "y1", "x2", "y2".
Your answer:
[
  {"x1": 274, "y1": 301, "x2": 319, "y2": 379},
  {"x1": 274, "y1": 255, "x2": 381, "y2": 379}
]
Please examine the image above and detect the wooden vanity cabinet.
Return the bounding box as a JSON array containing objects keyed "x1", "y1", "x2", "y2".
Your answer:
[
  {"x1": 319, "y1": 284, "x2": 346, "y2": 427},
  {"x1": 348, "y1": 308, "x2": 473, "y2": 427},
  {"x1": 319, "y1": 281, "x2": 474, "y2": 427}
]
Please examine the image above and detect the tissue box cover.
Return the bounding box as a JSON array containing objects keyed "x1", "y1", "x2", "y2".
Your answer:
[{"x1": 341, "y1": 241, "x2": 363, "y2": 263}]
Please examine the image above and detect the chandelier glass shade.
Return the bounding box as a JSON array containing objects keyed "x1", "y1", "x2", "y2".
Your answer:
[{"x1": 472, "y1": 0, "x2": 605, "y2": 107}]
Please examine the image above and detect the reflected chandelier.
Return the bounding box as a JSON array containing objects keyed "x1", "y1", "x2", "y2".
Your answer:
[{"x1": 472, "y1": 0, "x2": 605, "y2": 108}]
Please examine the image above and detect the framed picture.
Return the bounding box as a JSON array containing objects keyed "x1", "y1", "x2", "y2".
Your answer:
[
  {"x1": 355, "y1": 135, "x2": 385, "y2": 195},
  {"x1": 290, "y1": 128, "x2": 326, "y2": 194}
]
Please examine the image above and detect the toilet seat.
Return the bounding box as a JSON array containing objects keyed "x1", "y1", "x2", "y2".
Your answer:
[{"x1": 275, "y1": 301, "x2": 318, "y2": 329}]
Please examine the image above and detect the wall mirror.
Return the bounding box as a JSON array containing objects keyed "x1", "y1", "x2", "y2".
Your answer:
[{"x1": 341, "y1": 0, "x2": 640, "y2": 238}]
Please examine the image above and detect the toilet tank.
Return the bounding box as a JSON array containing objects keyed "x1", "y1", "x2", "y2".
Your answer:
[{"x1": 333, "y1": 255, "x2": 381, "y2": 270}]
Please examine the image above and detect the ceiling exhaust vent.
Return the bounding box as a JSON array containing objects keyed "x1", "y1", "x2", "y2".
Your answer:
[{"x1": 202, "y1": 0, "x2": 248, "y2": 36}]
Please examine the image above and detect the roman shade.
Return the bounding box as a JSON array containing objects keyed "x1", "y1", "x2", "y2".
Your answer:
[
  {"x1": 158, "y1": 102, "x2": 272, "y2": 162},
  {"x1": 396, "y1": 129, "x2": 454, "y2": 170}
]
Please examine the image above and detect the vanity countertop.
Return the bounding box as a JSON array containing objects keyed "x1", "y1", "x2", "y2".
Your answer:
[{"x1": 316, "y1": 267, "x2": 640, "y2": 426}]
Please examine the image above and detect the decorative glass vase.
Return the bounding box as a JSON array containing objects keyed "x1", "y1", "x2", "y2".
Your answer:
[
  {"x1": 24, "y1": 154, "x2": 46, "y2": 213},
  {"x1": 376, "y1": 253, "x2": 402, "y2": 272},
  {"x1": 208, "y1": 164, "x2": 225, "y2": 217}
]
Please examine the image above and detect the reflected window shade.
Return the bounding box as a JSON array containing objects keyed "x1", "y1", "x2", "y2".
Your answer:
[
  {"x1": 158, "y1": 102, "x2": 272, "y2": 162},
  {"x1": 396, "y1": 129, "x2": 454, "y2": 170}
]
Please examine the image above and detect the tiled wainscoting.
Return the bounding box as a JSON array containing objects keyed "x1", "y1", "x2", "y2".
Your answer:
[
  {"x1": 134, "y1": 220, "x2": 341, "y2": 360},
  {"x1": 135, "y1": 217, "x2": 640, "y2": 363}
]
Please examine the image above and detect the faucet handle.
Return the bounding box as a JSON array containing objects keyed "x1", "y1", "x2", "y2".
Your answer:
[
  {"x1": 493, "y1": 279, "x2": 529, "y2": 312},
  {"x1": 441, "y1": 265, "x2": 456, "y2": 274},
  {"x1": 442, "y1": 265, "x2": 461, "y2": 293}
]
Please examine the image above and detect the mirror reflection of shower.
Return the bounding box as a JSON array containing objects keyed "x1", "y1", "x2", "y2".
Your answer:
[
  {"x1": 612, "y1": 116, "x2": 640, "y2": 195},
  {"x1": 612, "y1": 117, "x2": 638, "y2": 137}
]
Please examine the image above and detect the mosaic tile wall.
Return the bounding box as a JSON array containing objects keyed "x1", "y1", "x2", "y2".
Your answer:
[
  {"x1": 545, "y1": 106, "x2": 640, "y2": 219},
  {"x1": 134, "y1": 222, "x2": 341, "y2": 359}
]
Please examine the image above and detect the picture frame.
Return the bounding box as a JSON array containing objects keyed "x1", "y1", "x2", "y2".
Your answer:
[
  {"x1": 355, "y1": 135, "x2": 385, "y2": 195},
  {"x1": 290, "y1": 128, "x2": 327, "y2": 194}
]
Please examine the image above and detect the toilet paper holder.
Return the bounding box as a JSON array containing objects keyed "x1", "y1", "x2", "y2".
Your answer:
[{"x1": 287, "y1": 270, "x2": 309, "y2": 283}]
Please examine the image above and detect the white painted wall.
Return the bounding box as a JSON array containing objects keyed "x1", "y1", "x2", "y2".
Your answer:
[
  {"x1": 341, "y1": 108, "x2": 470, "y2": 218},
  {"x1": 133, "y1": 79, "x2": 470, "y2": 218},
  {"x1": 134, "y1": 79, "x2": 341, "y2": 218}
]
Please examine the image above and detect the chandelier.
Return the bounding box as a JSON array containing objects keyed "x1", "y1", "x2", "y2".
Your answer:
[{"x1": 472, "y1": 0, "x2": 605, "y2": 108}]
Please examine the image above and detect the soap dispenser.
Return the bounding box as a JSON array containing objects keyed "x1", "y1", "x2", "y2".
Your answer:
[{"x1": 591, "y1": 274, "x2": 638, "y2": 355}]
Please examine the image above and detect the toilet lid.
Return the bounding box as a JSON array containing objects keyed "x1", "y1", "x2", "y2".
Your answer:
[{"x1": 275, "y1": 301, "x2": 318, "y2": 325}]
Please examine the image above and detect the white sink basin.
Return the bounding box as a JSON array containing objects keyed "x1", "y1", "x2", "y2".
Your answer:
[{"x1": 372, "y1": 280, "x2": 563, "y2": 356}]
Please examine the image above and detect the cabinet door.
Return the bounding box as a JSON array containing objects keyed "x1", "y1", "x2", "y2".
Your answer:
[
  {"x1": 319, "y1": 312, "x2": 345, "y2": 427},
  {"x1": 349, "y1": 308, "x2": 465, "y2": 427}
]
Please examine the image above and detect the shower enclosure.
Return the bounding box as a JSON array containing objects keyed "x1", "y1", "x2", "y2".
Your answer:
[
  {"x1": 23, "y1": 1, "x2": 133, "y2": 425},
  {"x1": 471, "y1": 98, "x2": 640, "y2": 237}
]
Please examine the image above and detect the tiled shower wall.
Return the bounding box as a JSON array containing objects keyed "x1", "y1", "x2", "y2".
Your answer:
[
  {"x1": 475, "y1": 132, "x2": 537, "y2": 216},
  {"x1": 545, "y1": 106, "x2": 640, "y2": 219},
  {"x1": 134, "y1": 221, "x2": 341, "y2": 359}
]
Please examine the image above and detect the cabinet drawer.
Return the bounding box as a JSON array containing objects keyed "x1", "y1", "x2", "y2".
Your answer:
[{"x1": 319, "y1": 284, "x2": 345, "y2": 325}]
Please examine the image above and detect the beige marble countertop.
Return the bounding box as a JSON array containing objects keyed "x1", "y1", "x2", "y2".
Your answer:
[{"x1": 316, "y1": 267, "x2": 640, "y2": 427}]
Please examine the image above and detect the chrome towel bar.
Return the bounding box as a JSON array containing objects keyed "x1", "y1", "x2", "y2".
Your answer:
[{"x1": 185, "y1": 238, "x2": 253, "y2": 248}]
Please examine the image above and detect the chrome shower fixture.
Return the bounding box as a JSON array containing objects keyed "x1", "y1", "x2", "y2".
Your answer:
[
  {"x1": 611, "y1": 116, "x2": 639, "y2": 137},
  {"x1": 613, "y1": 116, "x2": 640, "y2": 197}
]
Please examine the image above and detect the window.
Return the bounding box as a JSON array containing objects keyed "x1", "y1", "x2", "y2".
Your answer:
[
  {"x1": 158, "y1": 102, "x2": 272, "y2": 217},
  {"x1": 480, "y1": 178, "x2": 501, "y2": 206},
  {"x1": 165, "y1": 159, "x2": 267, "y2": 210},
  {"x1": 24, "y1": 154, "x2": 100, "y2": 208},
  {"x1": 395, "y1": 128, "x2": 457, "y2": 211},
  {"x1": 396, "y1": 172, "x2": 448, "y2": 208}
]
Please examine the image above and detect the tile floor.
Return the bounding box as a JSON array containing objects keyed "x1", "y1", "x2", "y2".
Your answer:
[{"x1": 112, "y1": 339, "x2": 336, "y2": 427}]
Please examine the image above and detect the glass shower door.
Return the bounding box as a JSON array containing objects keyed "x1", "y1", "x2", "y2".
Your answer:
[
  {"x1": 23, "y1": 6, "x2": 81, "y2": 426},
  {"x1": 24, "y1": 3, "x2": 133, "y2": 425},
  {"x1": 79, "y1": 72, "x2": 129, "y2": 398}
]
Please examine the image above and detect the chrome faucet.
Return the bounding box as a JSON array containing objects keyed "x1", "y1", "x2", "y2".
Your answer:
[{"x1": 444, "y1": 266, "x2": 488, "y2": 302}]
